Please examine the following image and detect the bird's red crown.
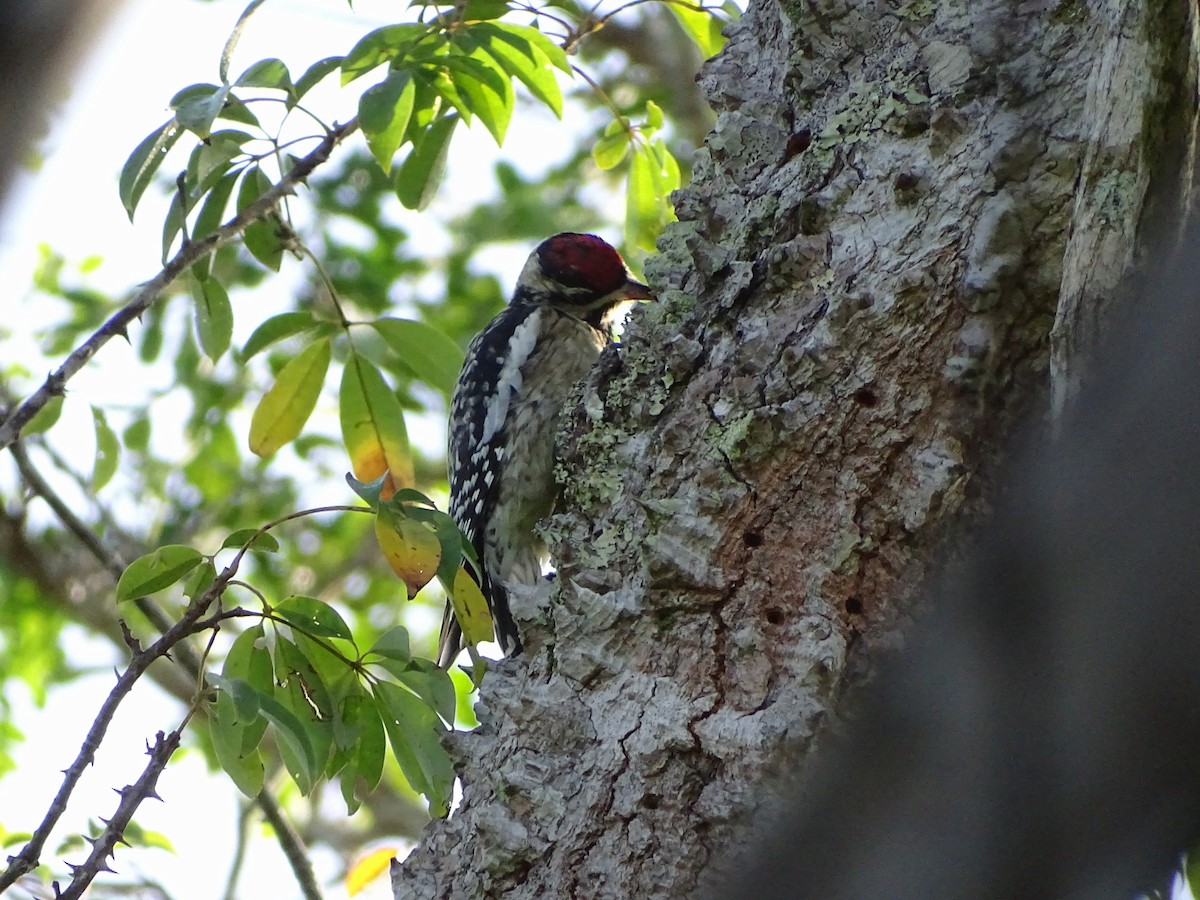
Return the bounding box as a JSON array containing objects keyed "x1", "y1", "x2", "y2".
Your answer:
[{"x1": 536, "y1": 233, "x2": 629, "y2": 297}]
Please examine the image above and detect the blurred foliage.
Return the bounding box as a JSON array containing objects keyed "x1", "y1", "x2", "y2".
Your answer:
[{"x1": 0, "y1": 0, "x2": 734, "y2": 893}]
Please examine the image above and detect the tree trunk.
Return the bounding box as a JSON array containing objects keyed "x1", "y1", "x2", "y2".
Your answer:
[{"x1": 393, "y1": 1, "x2": 1198, "y2": 896}]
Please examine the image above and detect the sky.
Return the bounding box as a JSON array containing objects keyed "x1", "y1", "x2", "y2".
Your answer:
[{"x1": 0, "y1": 1, "x2": 595, "y2": 897}]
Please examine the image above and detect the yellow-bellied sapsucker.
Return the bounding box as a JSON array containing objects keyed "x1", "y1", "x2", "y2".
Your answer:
[{"x1": 438, "y1": 233, "x2": 652, "y2": 666}]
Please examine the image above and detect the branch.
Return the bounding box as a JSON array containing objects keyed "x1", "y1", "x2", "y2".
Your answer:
[
  {"x1": 0, "y1": 116, "x2": 360, "y2": 453},
  {"x1": 56, "y1": 728, "x2": 183, "y2": 900},
  {"x1": 3, "y1": 449, "x2": 354, "y2": 893},
  {"x1": 221, "y1": 799, "x2": 256, "y2": 900},
  {"x1": 257, "y1": 785, "x2": 324, "y2": 900},
  {"x1": 9, "y1": 442, "x2": 196, "y2": 667},
  {"x1": 0, "y1": 562, "x2": 236, "y2": 890}
]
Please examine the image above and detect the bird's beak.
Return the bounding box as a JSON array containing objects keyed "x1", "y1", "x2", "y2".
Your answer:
[{"x1": 620, "y1": 277, "x2": 654, "y2": 301}]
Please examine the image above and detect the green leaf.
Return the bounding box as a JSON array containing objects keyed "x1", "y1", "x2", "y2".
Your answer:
[
  {"x1": 218, "y1": 93, "x2": 260, "y2": 128},
  {"x1": 242, "y1": 311, "x2": 319, "y2": 360},
  {"x1": 91, "y1": 407, "x2": 119, "y2": 492},
  {"x1": 183, "y1": 560, "x2": 216, "y2": 600},
  {"x1": 430, "y1": 509, "x2": 466, "y2": 590},
  {"x1": 172, "y1": 83, "x2": 232, "y2": 139},
  {"x1": 274, "y1": 596, "x2": 354, "y2": 641},
  {"x1": 346, "y1": 471, "x2": 387, "y2": 509},
  {"x1": 192, "y1": 278, "x2": 234, "y2": 362},
  {"x1": 1186, "y1": 854, "x2": 1200, "y2": 895},
  {"x1": 425, "y1": 69, "x2": 472, "y2": 124},
  {"x1": 342, "y1": 24, "x2": 431, "y2": 84},
  {"x1": 190, "y1": 169, "x2": 242, "y2": 280},
  {"x1": 340, "y1": 352, "x2": 414, "y2": 487},
  {"x1": 644, "y1": 98, "x2": 664, "y2": 132},
  {"x1": 667, "y1": 2, "x2": 728, "y2": 58},
  {"x1": 258, "y1": 688, "x2": 320, "y2": 794},
  {"x1": 488, "y1": 22, "x2": 570, "y2": 72},
  {"x1": 116, "y1": 545, "x2": 204, "y2": 600},
  {"x1": 442, "y1": 53, "x2": 512, "y2": 144},
  {"x1": 394, "y1": 114, "x2": 458, "y2": 210},
  {"x1": 338, "y1": 693, "x2": 386, "y2": 813},
  {"x1": 391, "y1": 487, "x2": 440, "y2": 508},
  {"x1": 359, "y1": 69, "x2": 416, "y2": 173},
  {"x1": 370, "y1": 316, "x2": 463, "y2": 398},
  {"x1": 248, "y1": 337, "x2": 331, "y2": 456},
  {"x1": 220, "y1": 0, "x2": 269, "y2": 83},
  {"x1": 655, "y1": 137, "x2": 682, "y2": 192},
  {"x1": 123, "y1": 417, "x2": 151, "y2": 453},
  {"x1": 472, "y1": 23, "x2": 564, "y2": 117},
  {"x1": 237, "y1": 166, "x2": 286, "y2": 271},
  {"x1": 449, "y1": 666, "x2": 480, "y2": 728},
  {"x1": 20, "y1": 396, "x2": 63, "y2": 437},
  {"x1": 209, "y1": 673, "x2": 262, "y2": 722},
  {"x1": 592, "y1": 130, "x2": 630, "y2": 170},
  {"x1": 161, "y1": 189, "x2": 188, "y2": 264},
  {"x1": 236, "y1": 58, "x2": 294, "y2": 93},
  {"x1": 274, "y1": 638, "x2": 337, "y2": 759},
  {"x1": 368, "y1": 626, "x2": 412, "y2": 664},
  {"x1": 225, "y1": 625, "x2": 273, "y2": 680},
  {"x1": 220, "y1": 529, "x2": 280, "y2": 553},
  {"x1": 210, "y1": 690, "x2": 266, "y2": 797},
  {"x1": 458, "y1": 0, "x2": 511, "y2": 19},
  {"x1": 293, "y1": 56, "x2": 343, "y2": 105},
  {"x1": 186, "y1": 130, "x2": 253, "y2": 195},
  {"x1": 374, "y1": 681, "x2": 454, "y2": 816},
  {"x1": 394, "y1": 660, "x2": 456, "y2": 725},
  {"x1": 626, "y1": 145, "x2": 656, "y2": 251},
  {"x1": 293, "y1": 632, "x2": 358, "y2": 709},
  {"x1": 119, "y1": 120, "x2": 181, "y2": 220},
  {"x1": 120, "y1": 821, "x2": 175, "y2": 853},
  {"x1": 625, "y1": 142, "x2": 677, "y2": 252}
]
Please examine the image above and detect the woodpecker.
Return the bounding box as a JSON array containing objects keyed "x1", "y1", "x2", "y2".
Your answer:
[{"x1": 438, "y1": 233, "x2": 652, "y2": 667}]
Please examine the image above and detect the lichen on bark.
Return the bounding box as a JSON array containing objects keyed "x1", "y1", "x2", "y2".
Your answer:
[{"x1": 393, "y1": 1, "x2": 1197, "y2": 897}]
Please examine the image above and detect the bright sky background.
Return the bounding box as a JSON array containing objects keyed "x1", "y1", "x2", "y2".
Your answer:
[
  {"x1": 3, "y1": 4, "x2": 1197, "y2": 900},
  {"x1": 0, "y1": 1, "x2": 607, "y2": 897}
]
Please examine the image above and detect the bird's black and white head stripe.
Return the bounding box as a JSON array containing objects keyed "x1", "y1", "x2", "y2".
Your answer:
[
  {"x1": 438, "y1": 233, "x2": 654, "y2": 666},
  {"x1": 513, "y1": 233, "x2": 652, "y2": 320}
]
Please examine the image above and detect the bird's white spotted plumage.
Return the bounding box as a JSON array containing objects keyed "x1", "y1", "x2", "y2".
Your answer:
[{"x1": 439, "y1": 234, "x2": 652, "y2": 667}]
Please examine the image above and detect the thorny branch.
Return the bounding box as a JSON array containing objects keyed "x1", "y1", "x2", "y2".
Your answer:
[
  {"x1": 0, "y1": 561, "x2": 239, "y2": 891},
  {"x1": 0, "y1": 116, "x2": 359, "y2": 889},
  {"x1": 55, "y1": 729, "x2": 184, "y2": 900},
  {"x1": 0, "y1": 116, "x2": 360, "y2": 453},
  {"x1": 2, "y1": 449, "x2": 354, "y2": 896}
]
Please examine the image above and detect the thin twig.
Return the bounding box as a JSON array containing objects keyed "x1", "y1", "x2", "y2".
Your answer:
[
  {"x1": 0, "y1": 117, "x2": 360, "y2": 453},
  {"x1": 0, "y1": 563, "x2": 236, "y2": 890},
  {"x1": 55, "y1": 627, "x2": 220, "y2": 897},
  {"x1": 0, "y1": 466, "x2": 367, "y2": 891},
  {"x1": 257, "y1": 784, "x2": 324, "y2": 900},
  {"x1": 56, "y1": 728, "x2": 184, "y2": 900},
  {"x1": 572, "y1": 65, "x2": 633, "y2": 131},
  {"x1": 36, "y1": 436, "x2": 140, "y2": 549},
  {"x1": 9, "y1": 441, "x2": 200, "y2": 673},
  {"x1": 222, "y1": 799, "x2": 257, "y2": 900}
]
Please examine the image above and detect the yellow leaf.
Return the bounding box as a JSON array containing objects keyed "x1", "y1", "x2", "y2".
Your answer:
[
  {"x1": 449, "y1": 568, "x2": 494, "y2": 646},
  {"x1": 249, "y1": 339, "x2": 331, "y2": 456},
  {"x1": 375, "y1": 506, "x2": 440, "y2": 598},
  {"x1": 340, "y1": 353, "x2": 414, "y2": 496},
  {"x1": 346, "y1": 846, "x2": 398, "y2": 896}
]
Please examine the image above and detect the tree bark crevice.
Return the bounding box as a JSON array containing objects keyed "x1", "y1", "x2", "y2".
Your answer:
[{"x1": 393, "y1": 1, "x2": 1197, "y2": 896}]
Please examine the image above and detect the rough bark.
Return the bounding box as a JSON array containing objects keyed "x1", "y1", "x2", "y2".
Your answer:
[
  {"x1": 720, "y1": 220, "x2": 1200, "y2": 899},
  {"x1": 393, "y1": 1, "x2": 1198, "y2": 897}
]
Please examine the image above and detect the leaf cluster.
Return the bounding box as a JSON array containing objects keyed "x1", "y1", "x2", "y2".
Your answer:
[{"x1": 0, "y1": 0, "x2": 734, "y2": 890}]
